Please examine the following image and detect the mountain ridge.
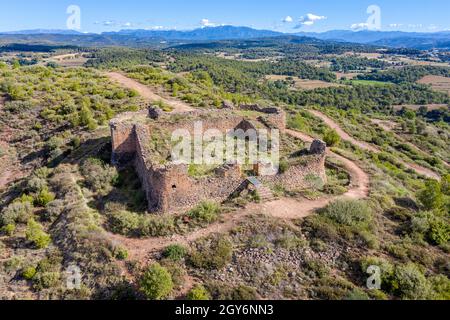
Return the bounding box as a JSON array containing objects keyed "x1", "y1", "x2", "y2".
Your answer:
[{"x1": 1, "y1": 25, "x2": 450, "y2": 49}]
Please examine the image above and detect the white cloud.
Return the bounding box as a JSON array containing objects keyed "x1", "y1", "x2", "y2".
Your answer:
[
  {"x1": 122, "y1": 22, "x2": 133, "y2": 28},
  {"x1": 350, "y1": 22, "x2": 369, "y2": 31},
  {"x1": 200, "y1": 19, "x2": 216, "y2": 27},
  {"x1": 295, "y1": 13, "x2": 327, "y2": 28},
  {"x1": 102, "y1": 20, "x2": 116, "y2": 27},
  {"x1": 283, "y1": 16, "x2": 293, "y2": 23},
  {"x1": 388, "y1": 23, "x2": 403, "y2": 28},
  {"x1": 146, "y1": 26, "x2": 165, "y2": 30}
]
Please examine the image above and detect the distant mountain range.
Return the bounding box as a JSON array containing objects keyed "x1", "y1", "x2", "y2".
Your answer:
[{"x1": 1, "y1": 26, "x2": 450, "y2": 50}]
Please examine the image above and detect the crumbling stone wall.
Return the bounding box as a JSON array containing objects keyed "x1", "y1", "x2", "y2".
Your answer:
[
  {"x1": 110, "y1": 107, "x2": 324, "y2": 214},
  {"x1": 261, "y1": 140, "x2": 327, "y2": 191}
]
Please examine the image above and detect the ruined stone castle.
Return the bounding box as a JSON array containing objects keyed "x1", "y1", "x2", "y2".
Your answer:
[{"x1": 110, "y1": 104, "x2": 327, "y2": 214}]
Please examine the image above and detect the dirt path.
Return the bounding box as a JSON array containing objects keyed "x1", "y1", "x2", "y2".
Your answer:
[
  {"x1": 106, "y1": 72, "x2": 194, "y2": 113},
  {"x1": 308, "y1": 110, "x2": 441, "y2": 180},
  {"x1": 308, "y1": 110, "x2": 379, "y2": 153},
  {"x1": 107, "y1": 128, "x2": 370, "y2": 263},
  {"x1": 371, "y1": 119, "x2": 450, "y2": 170}
]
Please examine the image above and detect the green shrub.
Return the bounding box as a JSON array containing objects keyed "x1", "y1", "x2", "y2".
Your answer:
[
  {"x1": 163, "y1": 244, "x2": 187, "y2": 261},
  {"x1": 33, "y1": 271, "x2": 61, "y2": 290},
  {"x1": 323, "y1": 129, "x2": 341, "y2": 147},
  {"x1": 43, "y1": 200, "x2": 65, "y2": 222},
  {"x1": 160, "y1": 259, "x2": 187, "y2": 289},
  {"x1": 188, "y1": 201, "x2": 221, "y2": 224},
  {"x1": 27, "y1": 177, "x2": 48, "y2": 193},
  {"x1": 0, "y1": 201, "x2": 33, "y2": 226},
  {"x1": 392, "y1": 263, "x2": 431, "y2": 300},
  {"x1": 320, "y1": 199, "x2": 372, "y2": 228},
  {"x1": 22, "y1": 266, "x2": 37, "y2": 280},
  {"x1": 140, "y1": 263, "x2": 174, "y2": 300},
  {"x1": 428, "y1": 217, "x2": 450, "y2": 246},
  {"x1": 108, "y1": 210, "x2": 140, "y2": 236},
  {"x1": 113, "y1": 246, "x2": 129, "y2": 260},
  {"x1": 139, "y1": 215, "x2": 175, "y2": 237},
  {"x1": 429, "y1": 275, "x2": 450, "y2": 300},
  {"x1": 25, "y1": 219, "x2": 51, "y2": 249},
  {"x1": 231, "y1": 285, "x2": 258, "y2": 300},
  {"x1": 34, "y1": 188, "x2": 55, "y2": 207},
  {"x1": 187, "y1": 285, "x2": 211, "y2": 300},
  {"x1": 418, "y1": 179, "x2": 444, "y2": 211},
  {"x1": 81, "y1": 158, "x2": 118, "y2": 195},
  {"x1": 1, "y1": 224, "x2": 16, "y2": 236},
  {"x1": 189, "y1": 235, "x2": 233, "y2": 270},
  {"x1": 32, "y1": 255, "x2": 62, "y2": 290}
]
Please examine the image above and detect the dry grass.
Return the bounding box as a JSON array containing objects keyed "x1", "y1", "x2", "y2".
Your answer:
[
  {"x1": 417, "y1": 75, "x2": 450, "y2": 95},
  {"x1": 335, "y1": 72, "x2": 360, "y2": 80},
  {"x1": 43, "y1": 53, "x2": 89, "y2": 67}
]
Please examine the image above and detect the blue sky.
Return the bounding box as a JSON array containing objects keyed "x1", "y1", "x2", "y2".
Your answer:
[{"x1": 0, "y1": 0, "x2": 449, "y2": 33}]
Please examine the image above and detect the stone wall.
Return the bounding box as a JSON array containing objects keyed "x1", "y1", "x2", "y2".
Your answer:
[
  {"x1": 110, "y1": 107, "x2": 326, "y2": 214},
  {"x1": 261, "y1": 141, "x2": 327, "y2": 192}
]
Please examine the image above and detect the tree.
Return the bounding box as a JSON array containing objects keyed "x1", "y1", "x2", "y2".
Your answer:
[
  {"x1": 418, "y1": 179, "x2": 444, "y2": 211},
  {"x1": 140, "y1": 263, "x2": 173, "y2": 300},
  {"x1": 323, "y1": 129, "x2": 341, "y2": 147}
]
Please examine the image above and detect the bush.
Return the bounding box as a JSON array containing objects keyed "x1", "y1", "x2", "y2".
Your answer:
[
  {"x1": 34, "y1": 188, "x2": 55, "y2": 207},
  {"x1": 320, "y1": 199, "x2": 373, "y2": 228},
  {"x1": 189, "y1": 235, "x2": 233, "y2": 270},
  {"x1": 1, "y1": 224, "x2": 16, "y2": 236},
  {"x1": 140, "y1": 263, "x2": 174, "y2": 300},
  {"x1": 0, "y1": 201, "x2": 33, "y2": 226},
  {"x1": 113, "y1": 246, "x2": 129, "y2": 260},
  {"x1": 163, "y1": 244, "x2": 187, "y2": 261},
  {"x1": 31, "y1": 255, "x2": 62, "y2": 290},
  {"x1": 108, "y1": 210, "x2": 140, "y2": 236},
  {"x1": 323, "y1": 129, "x2": 341, "y2": 147},
  {"x1": 417, "y1": 180, "x2": 444, "y2": 211},
  {"x1": 187, "y1": 285, "x2": 211, "y2": 300},
  {"x1": 22, "y1": 266, "x2": 37, "y2": 280},
  {"x1": 81, "y1": 158, "x2": 118, "y2": 195},
  {"x1": 33, "y1": 271, "x2": 61, "y2": 290},
  {"x1": 428, "y1": 217, "x2": 450, "y2": 246},
  {"x1": 25, "y1": 219, "x2": 51, "y2": 249},
  {"x1": 429, "y1": 275, "x2": 450, "y2": 300},
  {"x1": 27, "y1": 177, "x2": 48, "y2": 193},
  {"x1": 43, "y1": 200, "x2": 65, "y2": 222},
  {"x1": 139, "y1": 215, "x2": 175, "y2": 237},
  {"x1": 392, "y1": 263, "x2": 431, "y2": 300},
  {"x1": 188, "y1": 201, "x2": 221, "y2": 224}
]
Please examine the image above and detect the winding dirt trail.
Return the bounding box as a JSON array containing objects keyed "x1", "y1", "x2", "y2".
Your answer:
[
  {"x1": 371, "y1": 119, "x2": 450, "y2": 170},
  {"x1": 308, "y1": 110, "x2": 441, "y2": 180},
  {"x1": 107, "y1": 129, "x2": 370, "y2": 263},
  {"x1": 106, "y1": 72, "x2": 194, "y2": 113}
]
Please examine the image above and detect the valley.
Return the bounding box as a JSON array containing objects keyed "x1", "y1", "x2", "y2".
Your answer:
[{"x1": 0, "y1": 29, "x2": 449, "y2": 302}]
